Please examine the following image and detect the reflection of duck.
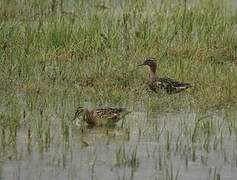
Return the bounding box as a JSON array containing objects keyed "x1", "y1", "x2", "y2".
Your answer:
[
  {"x1": 73, "y1": 107, "x2": 130, "y2": 127},
  {"x1": 71, "y1": 125, "x2": 130, "y2": 147},
  {"x1": 138, "y1": 58, "x2": 191, "y2": 94}
]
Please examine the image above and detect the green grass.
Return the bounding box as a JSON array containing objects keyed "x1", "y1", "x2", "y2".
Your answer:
[
  {"x1": 0, "y1": 1, "x2": 236, "y2": 152},
  {"x1": 0, "y1": 0, "x2": 237, "y2": 112}
]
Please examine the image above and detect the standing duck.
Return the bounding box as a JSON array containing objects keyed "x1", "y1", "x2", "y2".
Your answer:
[
  {"x1": 138, "y1": 58, "x2": 191, "y2": 94},
  {"x1": 73, "y1": 107, "x2": 130, "y2": 127}
]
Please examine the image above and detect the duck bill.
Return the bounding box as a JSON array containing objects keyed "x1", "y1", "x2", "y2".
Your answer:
[{"x1": 138, "y1": 63, "x2": 145, "y2": 67}]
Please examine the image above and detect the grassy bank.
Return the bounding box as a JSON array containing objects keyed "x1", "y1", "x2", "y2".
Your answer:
[{"x1": 0, "y1": 0, "x2": 237, "y2": 111}]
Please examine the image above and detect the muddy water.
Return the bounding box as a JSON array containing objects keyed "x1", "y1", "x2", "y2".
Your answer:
[{"x1": 1, "y1": 109, "x2": 237, "y2": 180}]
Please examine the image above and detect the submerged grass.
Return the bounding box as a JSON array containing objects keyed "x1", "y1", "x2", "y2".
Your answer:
[{"x1": 0, "y1": 0, "x2": 237, "y2": 111}]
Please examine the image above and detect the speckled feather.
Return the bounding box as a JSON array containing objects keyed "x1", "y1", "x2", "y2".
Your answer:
[
  {"x1": 73, "y1": 107, "x2": 130, "y2": 126},
  {"x1": 150, "y1": 77, "x2": 191, "y2": 94}
]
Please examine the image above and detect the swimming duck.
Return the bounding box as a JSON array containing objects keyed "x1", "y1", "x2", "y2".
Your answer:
[
  {"x1": 138, "y1": 58, "x2": 191, "y2": 94},
  {"x1": 73, "y1": 107, "x2": 130, "y2": 127}
]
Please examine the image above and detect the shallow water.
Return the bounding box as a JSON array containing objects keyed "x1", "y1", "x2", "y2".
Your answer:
[{"x1": 1, "y1": 107, "x2": 237, "y2": 180}]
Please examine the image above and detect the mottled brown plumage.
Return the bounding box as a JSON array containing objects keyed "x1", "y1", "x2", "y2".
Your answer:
[
  {"x1": 73, "y1": 107, "x2": 130, "y2": 127},
  {"x1": 139, "y1": 58, "x2": 191, "y2": 94}
]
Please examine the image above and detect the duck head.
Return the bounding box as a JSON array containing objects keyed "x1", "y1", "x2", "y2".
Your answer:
[
  {"x1": 73, "y1": 106, "x2": 86, "y2": 120},
  {"x1": 138, "y1": 58, "x2": 157, "y2": 67},
  {"x1": 138, "y1": 57, "x2": 157, "y2": 74}
]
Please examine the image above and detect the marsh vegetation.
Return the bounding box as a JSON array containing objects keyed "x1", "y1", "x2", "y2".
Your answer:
[{"x1": 0, "y1": 0, "x2": 237, "y2": 179}]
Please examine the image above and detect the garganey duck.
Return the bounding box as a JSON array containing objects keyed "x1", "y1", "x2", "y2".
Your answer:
[
  {"x1": 73, "y1": 107, "x2": 130, "y2": 127},
  {"x1": 138, "y1": 58, "x2": 191, "y2": 94}
]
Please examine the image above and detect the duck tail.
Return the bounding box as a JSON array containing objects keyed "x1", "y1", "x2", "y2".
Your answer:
[{"x1": 185, "y1": 83, "x2": 192, "y2": 88}]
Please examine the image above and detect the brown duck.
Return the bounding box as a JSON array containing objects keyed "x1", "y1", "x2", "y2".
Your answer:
[
  {"x1": 73, "y1": 107, "x2": 130, "y2": 127},
  {"x1": 139, "y1": 58, "x2": 191, "y2": 94}
]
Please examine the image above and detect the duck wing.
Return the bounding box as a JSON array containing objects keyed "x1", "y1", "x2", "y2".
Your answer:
[
  {"x1": 150, "y1": 77, "x2": 191, "y2": 94},
  {"x1": 94, "y1": 108, "x2": 130, "y2": 122}
]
